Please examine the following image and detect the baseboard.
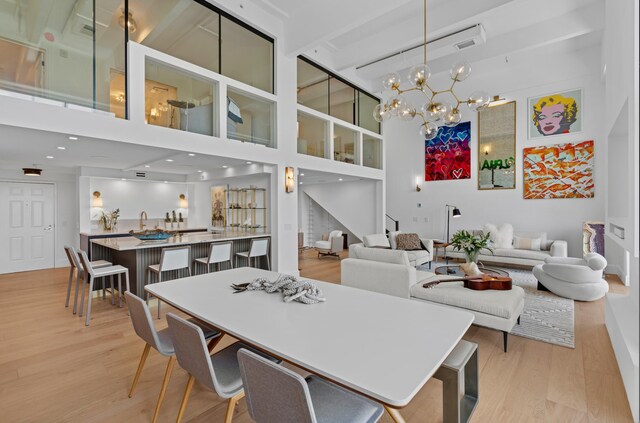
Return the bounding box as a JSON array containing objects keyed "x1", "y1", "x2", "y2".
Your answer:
[{"x1": 605, "y1": 264, "x2": 630, "y2": 285}]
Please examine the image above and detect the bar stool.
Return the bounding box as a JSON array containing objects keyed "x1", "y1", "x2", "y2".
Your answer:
[
  {"x1": 147, "y1": 246, "x2": 191, "y2": 319},
  {"x1": 194, "y1": 242, "x2": 233, "y2": 275},
  {"x1": 235, "y1": 238, "x2": 270, "y2": 270},
  {"x1": 63, "y1": 245, "x2": 111, "y2": 314},
  {"x1": 125, "y1": 292, "x2": 222, "y2": 423},
  {"x1": 77, "y1": 250, "x2": 130, "y2": 326}
]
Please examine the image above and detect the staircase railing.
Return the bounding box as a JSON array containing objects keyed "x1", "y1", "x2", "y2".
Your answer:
[{"x1": 385, "y1": 214, "x2": 399, "y2": 233}]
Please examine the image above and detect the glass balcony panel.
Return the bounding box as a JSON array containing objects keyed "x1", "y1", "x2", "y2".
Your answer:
[
  {"x1": 329, "y1": 78, "x2": 355, "y2": 124},
  {"x1": 145, "y1": 58, "x2": 218, "y2": 136},
  {"x1": 227, "y1": 87, "x2": 275, "y2": 147},
  {"x1": 297, "y1": 58, "x2": 329, "y2": 114},
  {"x1": 358, "y1": 92, "x2": 381, "y2": 134},
  {"x1": 221, "y1": 17, "x2": 273, "y2": 94},
  {"x1": 363, "y1": 135, "x2": 382, "y2": 169},
  {"x1": 297, "y1": 112, "x2": 328, "y2": 159},
  {"x1": 334, "y1": 124, "x2": 359, "y2": 165}
]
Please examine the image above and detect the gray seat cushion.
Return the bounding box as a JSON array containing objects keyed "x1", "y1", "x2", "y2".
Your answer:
[
  {"x1": 306, "y1": 375, "x2": 384, "y2": 423},
  {"x1": 411, "y1": 280, "x2": 525, "y2": 319}
]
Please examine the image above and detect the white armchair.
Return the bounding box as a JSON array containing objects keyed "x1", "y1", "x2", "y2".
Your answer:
[
  {"x1": 315, "y1": 230, "x2": 344, "y2": 258},
  {"x1": 532, "y1": 252, "x2": 609, "y2": 301}
]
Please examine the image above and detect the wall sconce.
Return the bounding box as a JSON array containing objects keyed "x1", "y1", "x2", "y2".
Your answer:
[
  {"x1": 92, "y1": 191, "x2": 103, "y2": 208},
  {"x1": 179, "y1": 194, "x2": 188, "y2": 208},
  {"x1": 415, "y1": 176, "x2": 422, "y2": 192},
  {"x1": 285, "y1": 166, "x2": 295, "y2": 193}
]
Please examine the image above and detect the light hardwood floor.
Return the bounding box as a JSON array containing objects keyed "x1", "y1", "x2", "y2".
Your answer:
[{"x1": 0, "y1": 250, "x2": 633, "y2": 423}]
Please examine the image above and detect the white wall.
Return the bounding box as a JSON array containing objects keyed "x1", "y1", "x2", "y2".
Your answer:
[
  {"x1": 384, "y1": 44, "x2": 605, "y2": 258},
  {"x1": 0, "y1": 168, "x2": 77, "y2": 268}
]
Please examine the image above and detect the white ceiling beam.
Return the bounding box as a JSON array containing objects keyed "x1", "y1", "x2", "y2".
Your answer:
[{"x1": 283, "y1": 0, "x2": 415, "y2": 57}]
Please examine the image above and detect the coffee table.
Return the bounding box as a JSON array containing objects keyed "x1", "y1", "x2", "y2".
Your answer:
[{"x1": 435, "y1": 265, "x2": 509, "y2": 277}]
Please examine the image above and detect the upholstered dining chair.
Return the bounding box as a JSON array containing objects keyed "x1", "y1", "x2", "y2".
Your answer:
[
  {"x1": 63, "y1": 245, "x2": 111, "y2": 314},
  {"x1": 235, "y1": 238, "x2": 270, "y2": 270},
  {"x1": 194, "y1": 241, "x2": 233, "y2": 274},
  {"x1": 147, "y1": 246, "x2": 191, "y2": 319},
  {"x1": 166, "y1": 313, "x2": 279, "y2": 423},
  {"x1": 77, "y1": 250, "x2": 130, "y2": 326},
  {"x1": 125, "y1": 292, "x2": 221, "y2": 423},
  {"x1": 237, "y1": 348, "x2": 384, "y2": 423}
]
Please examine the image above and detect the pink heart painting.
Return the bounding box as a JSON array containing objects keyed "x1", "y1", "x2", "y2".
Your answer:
[{"x1": 424, "y1": 121, "x2": 471, "y2": 182}]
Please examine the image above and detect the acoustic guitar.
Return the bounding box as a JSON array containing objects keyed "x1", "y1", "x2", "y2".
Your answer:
[{"x1": 423, "y1": 274, "x2": 512, "y2": 291}]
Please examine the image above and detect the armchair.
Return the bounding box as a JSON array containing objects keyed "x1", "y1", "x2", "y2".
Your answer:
[
  {"x1": 315, "y1": 230, "x2": 344, "y2": 258},
  {"x1": 533, "y1": 252, "x2": 609, "y2": 301}
]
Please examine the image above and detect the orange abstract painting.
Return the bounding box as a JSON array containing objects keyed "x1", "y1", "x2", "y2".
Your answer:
[{"x1": 523, "y1": 140, "x2": 594, "y2": 199}]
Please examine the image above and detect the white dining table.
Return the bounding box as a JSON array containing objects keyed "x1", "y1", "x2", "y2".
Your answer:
[{"x1": 145, "y1": 267, "x2": 474, "y2": 422}]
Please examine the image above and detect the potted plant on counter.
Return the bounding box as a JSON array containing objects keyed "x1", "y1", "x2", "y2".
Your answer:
[{"x1": 99, "y1": 208, "x2": 120, "y2": 231}]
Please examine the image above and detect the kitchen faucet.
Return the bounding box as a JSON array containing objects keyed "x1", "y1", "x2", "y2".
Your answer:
[{"x1": 140, "y1": 211, "x2": 148, "y2": 230}]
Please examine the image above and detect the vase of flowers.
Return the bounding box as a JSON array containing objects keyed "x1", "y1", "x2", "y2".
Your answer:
[
  {"x1": 99, "y1": 209, "x2": 120, "y2": 231},
  {"x1": 450, "y1": 230, "x2": 492, "y2": 263}
]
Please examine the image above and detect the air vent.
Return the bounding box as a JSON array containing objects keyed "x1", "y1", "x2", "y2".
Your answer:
[
  {"x1": 80, "y1": 24, "x2": 94, "y2": 37},
  {"x1": 135, "y1": 172, "x2": 146, "y2": 178},
  {"x1": 455, "y1": 39, "x2": 476, "y2": 50}
]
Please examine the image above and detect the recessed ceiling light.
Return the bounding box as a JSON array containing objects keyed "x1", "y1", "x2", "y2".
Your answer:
[
  {"x1": 299, "y1": 182, "x2": 303, "y2": 185},
  {"x1": 222, "y1": 165, "x2": 229, "y2": 168},
  {"x1": 338, "y1": 178, "x2": 343, "y2": 181},
  {"x1": 300, "y1": 173, "x2": 305, "y2": 176},
  {"x1": 246, "y1": 161, "x2": 252, "y2": 164},
  {"x1": 68, "y1": 136, "x2": 78, "y2": 140},
  {"x1": 188, "y1": 153, "x2": 196, "y2": 157},
  {"x1": 46, "y1": 156, "x2": 54, "y2": 159},
  {"x1": 121, "y1": 178, "x2": 126, "y2": 181},
  {"x1": 197, "y1": 170, "x2": 203, "y2": 173},
  {"x1": 165, "y1": 159, "x2": 174, "y2": 162},
  {"x1": 164, "y1": 181, "x2": 168, "y2": 183},
  {"x1": 144, "y1": 165, "x2": 150, "y2": 168},
  {"x1": 57, "y1": 146, "x2": 66, "y2": 150}
]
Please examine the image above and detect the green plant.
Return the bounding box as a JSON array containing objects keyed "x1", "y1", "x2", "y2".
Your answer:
[
  {"x1": 99, "y1": 209, "x2": 120, "y2": 230},
  {"x1": 450, "y1": 230, "x2": 493, "y2": 263}
]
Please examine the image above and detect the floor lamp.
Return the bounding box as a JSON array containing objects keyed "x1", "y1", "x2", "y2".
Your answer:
[{"x1": 445, "y1": 205, "x2": 462, "y2": 269}]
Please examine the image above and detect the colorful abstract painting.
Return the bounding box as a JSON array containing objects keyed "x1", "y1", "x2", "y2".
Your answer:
[
  {"x1": 424, "y1": 121, "x2": 471, "y2": 181},
  {"x1": 528, "y1": 88, "x2": 583, "y2": 139},
  {"x1": 523, "y1": 140, "x2": 594, "y2": 199}
]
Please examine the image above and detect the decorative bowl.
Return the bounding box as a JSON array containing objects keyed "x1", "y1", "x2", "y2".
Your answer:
[{"x1": 129, "y1": 229, "x2": 174, "y2": 241}]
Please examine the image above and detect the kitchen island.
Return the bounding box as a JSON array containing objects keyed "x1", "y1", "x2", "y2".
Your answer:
[{"x1": 90, "y1": 230, "x2": 270, "y2": 296}]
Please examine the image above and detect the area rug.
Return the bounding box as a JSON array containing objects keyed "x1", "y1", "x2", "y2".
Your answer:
[{"x1": 419, "y1": 263, "x2": 575, "y2": 348}]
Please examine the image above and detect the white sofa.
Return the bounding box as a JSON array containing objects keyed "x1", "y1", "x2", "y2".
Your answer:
[
  {"x1": 341, "y1": 248, "x2": 524, "y2": 352},
  {"x1": 533, "y1": 253, "x2": 609, "y2": 301},
  {"x1": 349, "y1": 233, "x2": 434, "y2": 267},
  {"x1": 446, "y1": 229, "x2": 568, "y2": 267}
]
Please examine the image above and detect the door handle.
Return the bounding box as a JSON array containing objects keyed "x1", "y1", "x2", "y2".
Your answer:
[{"x1": 44, "y1": 225, "x2": 53, "y2": 231}]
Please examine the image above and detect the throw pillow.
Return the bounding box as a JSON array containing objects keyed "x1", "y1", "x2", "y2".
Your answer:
[
  {"x1": 513, "y1": 236, "x2": 542, "y2": 251},
  {"x1": 388, "y1": 231, "x2": 402, "y2": 250},
  {"x1": 483, "y1": 223, "x2": 514, "y2": 249},
  {"x1": 363, "y1": 233, "x2": 390, "y2": 249},
  {"x1": 396, "y1": 233, "x2": 422, "y2": 251}
]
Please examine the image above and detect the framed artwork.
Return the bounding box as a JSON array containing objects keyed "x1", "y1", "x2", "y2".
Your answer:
[
  {"x1": 424, "y1": 121, "x2": 471, "y2": 181},
  {"x1": 523, "y1": 140, "x2": 594, "y2": 199},
  {"x1": 211, "y1": 185, "x2": 227, "y2": 228},
  {"x1": 528, "y1": 88, "x2": 583, "y2": 139},
  {"x1": 478, "y1": 101, "x2": 516, "y2": 190},
  {"x1": 583, "y1": 221, "x2": 605, "y2": 256}
]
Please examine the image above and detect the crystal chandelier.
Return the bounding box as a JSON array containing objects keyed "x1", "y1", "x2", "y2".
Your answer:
[{"x1": 373, "y1": 0, "x2": 491, "y2": 139}]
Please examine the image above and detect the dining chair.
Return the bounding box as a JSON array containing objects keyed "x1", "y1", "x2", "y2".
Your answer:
[
  {"x1": 63, "y1": 245, "x2": 111, "y2": 314},
  {"x1": 166, "y1": 313, "x2": 279, "y2": 423},
  {"x1": 125, "y1": 292, "x2": 221, "y2": 423},
  {"x1": 237, "y1": 348, "x2": 384, "y2": 423},
  {"x1": 77, "y1": 250, "x2": 130, "y2": 326},
  {"x1": 194, "y1": 242, "x2": 233, "y2": 275},
  {"x1": 147, "y1": 246, "x2": 191, "y2": 319},
  {"x1": 235, "y1": 238, "x2": 270, "y2": 270}
]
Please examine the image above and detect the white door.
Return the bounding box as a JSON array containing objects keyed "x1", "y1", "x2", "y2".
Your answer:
[{"x1": 0, "y1": 182, "x2": 55, "y2": 274}]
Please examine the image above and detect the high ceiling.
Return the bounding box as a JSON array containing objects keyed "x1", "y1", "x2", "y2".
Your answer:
[{"x1": 251, "y1": 0, "x2": 604, "y2": 89}]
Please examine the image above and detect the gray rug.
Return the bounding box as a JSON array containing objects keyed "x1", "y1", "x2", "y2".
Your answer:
[{"x1": 419, "y1": 263, "x2": 575, "y2": 348}]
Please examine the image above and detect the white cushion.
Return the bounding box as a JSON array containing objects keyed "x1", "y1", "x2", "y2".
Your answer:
[
  {"x1": 329, "y1": 230, "x2": 343, "y2": 239},
  {"x1": 513, "y1": 236, "x2": 542, "y2": 251},
  {"x1": 515, "y1": 231, "x2": 549, "y2": 249},
  {"x1": 388, "y1": 231, "x2": 402, "y2": 249},
  {"x1": 492, "y1": 248, "x2": 551, "y2": 261},
  {"x1": 406, "y1": 250, "x2": 430, "y2": 265},
  {"x1": 584, "y1": 252, "x2": 607, "y2": 271},
  {"x1": 484, "y1": 223, "x2": 514, "y2": 249},
  {"x1": 352, "y1": 245, "x2": 410, "y2": 266},
  {"x1": 363, "y1": 233, "x2": 390, "y2": 249},
  {"x1": 411, "y1": 280, "x2": 525, "y2": 319},
  {"x1": 315, "y1": 240, "x2": 331, "y2": 249}
]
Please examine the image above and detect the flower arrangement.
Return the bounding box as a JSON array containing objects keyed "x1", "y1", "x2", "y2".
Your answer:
[
  {"x1": 450, "y1": 230, "x2": 493, "y2": 263},
  {"x1": 99, "y1": 208, "x2": 120, "y2": 231}
]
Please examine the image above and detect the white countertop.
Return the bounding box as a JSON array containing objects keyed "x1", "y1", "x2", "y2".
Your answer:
[
  {"x1": 145, "y1": 268, "x2": 474, "y2": 407},
  {"x1": 91, "y1": 230, "x2": 270, "y2": 251},
  {"x1": 80, "y1": 226, "x2": 208, "y2": 236}
]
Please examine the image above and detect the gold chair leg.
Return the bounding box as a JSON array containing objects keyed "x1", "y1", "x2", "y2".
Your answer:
[
  {"x1": 176, "y1": 375, "x2": 195, "y2": 423},
  {"x1": 151, "y1": 356, "x2": 176, "y2": 423},
  {"x1": 224, "y1": 391, "x2": 245, "y2": 423},
  {"x1": 384, "y1": 405, "x2": 406, "y2": 423},
  {"x1": 128, "y1": 344, "x2": 151, "y2": 398}
]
